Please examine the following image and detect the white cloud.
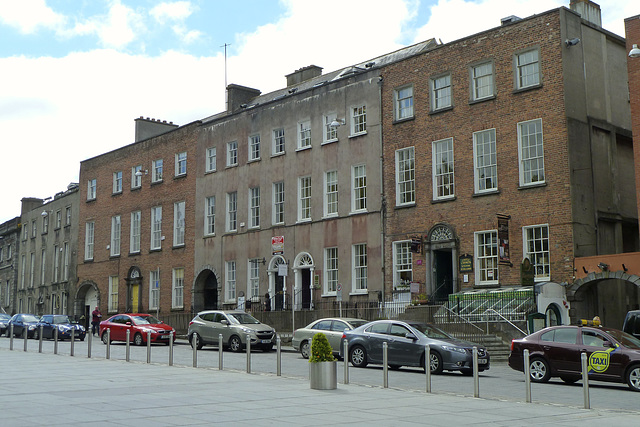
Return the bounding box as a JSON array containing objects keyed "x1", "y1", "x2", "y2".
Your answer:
[
  {"x1": 0, "y1": 0, "x2": 65, "y2": 34},
  {"x1": 150, "y1": 1, "x2": 195, "y2": 24}
]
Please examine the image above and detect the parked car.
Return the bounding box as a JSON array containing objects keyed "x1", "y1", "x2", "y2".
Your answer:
[
  {"x1": 99, "y1": 313, "x2": 175, "y2": 346},
  {"x1": 188, "y1": 310, "x2": 276, "y2": 352},
  {"x1": 508, "y1": 324, "x2": 640, "y2": 392},
  {"x1": 292, "y1": 317, "x2": 368, "y2": 359},
  {"x1": 35, "y1": 314, "x2": 86, "y2": 341},
  {"x1": 5, "y1": 313, "x2": 40, "y2": 338},
  {"x1": 340, "y1": 319, "x2": 490, "y2": 374},
  {"x1": 622, "y1": 310, "x2": 640, "y2": 340},
  {"x1": 0, "y1": 313, "x2": 11, "y2": 335}
]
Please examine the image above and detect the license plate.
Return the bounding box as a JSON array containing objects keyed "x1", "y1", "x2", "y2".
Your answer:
[
  {"x1": 160, "y1": 335, "x2": 169, "y2": 339},
  {"x1": 260, "y1": 339, "x2": 271, "y2": 344},
  {"x1": 478, "y1": 358, "x2": 488, "y2": 364}
]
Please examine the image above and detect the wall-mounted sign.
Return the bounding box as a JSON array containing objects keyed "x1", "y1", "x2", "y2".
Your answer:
[
  {"x1": 278, "y1": 264, "x2": 288, "y2": 277},
  {"x1": 459, "y1": 254, "x2": 473, "y2": 273},
  {"x1": 272, "y1": 236, "x2": 284, "y2": 255},
  {"x1": 498, "y1": 216, "x2": 510, "y2": 264},
  {"x1": 410, "y1": 238, "x2": 422, "y2": 254}
]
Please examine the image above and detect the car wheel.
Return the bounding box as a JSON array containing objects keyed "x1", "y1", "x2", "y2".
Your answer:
[
  {"x1": 429, "y1": 351, "x2": 444, "y2": 374},
  {"x1": 300, "y1": 340, "x2": 310, "y2": 359},
  {"x1": 133, "y1": 333, "x2": 144, "y2": 346},
  {"x1": 560, "y1": 376, "x2": 578, "y2": 384},
  {"x1": 229, "y1": 335, "x2": 243, "y2": 352},
  {"x1": 101, "y1": 332, "x2": 110, "y2": 345},
  {"x1": 349, "y1": 345, "x2": 368, "y2": 368},
  {"x1": 529, "y1": 357, "x2": 550, "y2": 382},
  {"x1": 626, "y1": 365, "x2": 640, "y2": 392},
  {"x1": 33, "y1": 329, "x2": 39, "y2": 340},
  {"x1": 190, "y1": 332, "x2": 204, "y2": 350}
]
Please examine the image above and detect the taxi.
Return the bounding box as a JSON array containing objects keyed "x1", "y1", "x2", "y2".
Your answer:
[{"x1": 508, "y1": 321, "x2": 640, "y2": 392}]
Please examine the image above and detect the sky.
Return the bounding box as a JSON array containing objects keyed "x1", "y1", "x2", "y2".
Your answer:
[{"x1": 0, "y1": 0, "x2": 636, "y2": 223}]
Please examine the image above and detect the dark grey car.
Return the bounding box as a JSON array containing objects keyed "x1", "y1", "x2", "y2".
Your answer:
[
  {"x1": 188, "y1": 310, "x2": 276, "y2": 352},
  {"x1": 340, "y1": 319, "x2": 490, "y2": 375}
]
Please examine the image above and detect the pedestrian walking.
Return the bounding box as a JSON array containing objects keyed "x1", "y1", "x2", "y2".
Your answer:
[{"x1": 91, "y1": 306, "x2": 102, "y2": 336}]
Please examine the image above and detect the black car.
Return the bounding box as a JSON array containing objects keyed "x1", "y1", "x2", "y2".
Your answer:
[
  {"x1": 622, "y1": 310, "x2": 640, "y2": 340},
  {"x1": 0, "y1": 313, "x2": 11, "y2": 335},
  {"x1": 340, "y1": 319, "x2": 490, "y2": 374},
  {"x1": 6, "y1": 313, "x2": 40, "y2": 338},
  {"x1": 35, "y1": 314, "x2": 86, "y2": 341},
  {"x1": 509, "y1": 324, "x2": 640, "y2": 392}
]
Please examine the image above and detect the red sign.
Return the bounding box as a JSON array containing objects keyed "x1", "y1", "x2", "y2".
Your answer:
[{"x1": 272, "y1": 236, "x2": 284, "y2": 255}]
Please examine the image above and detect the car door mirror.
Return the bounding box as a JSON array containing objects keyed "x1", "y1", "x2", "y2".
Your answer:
[
  {"x1": 405, "y1": 333, "x2": 417, "y2": 340},
  {"x1": 126, "y1": 321, "x2": 132, "y2": 326},
  {"x1": 221, "y1": 319, "x2": 229, "y2": 325},
  {"x1": 603, "y1": 340, "x2": 614, "y2": 348}
]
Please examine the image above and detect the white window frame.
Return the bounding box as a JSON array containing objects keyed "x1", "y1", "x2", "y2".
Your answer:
[
  {"x1": 65, "y1": 206, "x2": 71, "y2": 226},
  {"x1": 85, "y1": 221, "x2": 94, "y2": 260},
  {"x1": 226, "y1": 192, "x2": 237, "y2": 232},
  {"x1": 132, "y1": 165, "x2": 142, "y2": 188},
  {"x1": 205, "y1": 196, "x2": 215, "y2": 236},
  {"x1": 108, "y1": 276, "x2": 118, "y2": 312},
  {"x1": 87, "y1": 179, "x2": 96, "y2": 201},
  {"x1": 518, "y1": 118, "x2": 545, "y2": 186},
  {"x1": 53, "y1": 245, "x2": 59, "y2": 282},
  {"x1": 515, "y1": 48, "x2": 540, "y2": 89},
  {"x1": 352, "y1": 243, "x2": 368, "y2": 292},
  {"x1": 249, "y1": 187, "x2": 260, "y2": 229},
  {"x1": 248, "y1": 260, "x2": 260, "y2": 299},
  {"x1": 323, "y1": 170, "x2": 338, "y2": 218},
  {"x1": 471, "y1": 61, "x2": 494, "y2": 101},
  {"x1": 226, "y1": 260, "x2": 236, "y2": 301},
  {"x1": 475, "y1": 230, "x2": 499, "y2": 285},
  {"x1": 227, "y1": 141, "x2": 238, "y2": 166},
  {"x1": 297, "y1": 119, "x2": 311, "y2": 149},
  {"x1": 172, "y1": 267, "x2": 184, "y2": 309},
  {"x1": 206, "y1": 147, "x2": 217, "y2": 172},
  {"x1": 473, "y1": 129, "x2": 497, "y2": 193},
  {"x1": 40, "y1": 249, "x2": 46, "y2": 285},
  {"x1": 324, "y1": 247, "x2": 338, "y2": 294},
  {"x1": 63, "y1": 242, "x2": 69, "y2": 280},
  {"x1": 393, "y1": 241, "x2": 412, "y2": 289},
  {"x1": 395, "y1": 147, "x2": 415, "y2": 206},
  {"x1": 152, "y1": 159, "x2": 163, "y2": 183},
  {"x1": 523, "y1": 224, "x2": 550, "y2": 282},
  {"x1": 249, "y1": 134, "x2": 261, "y2": 161},
  {"x1": 272, "y1": 128, "x2": 285, "y2": 155},
  {"x1": 110, "y1": 215, "x2": 121, "y2": 256},
  {"x1": 394, "y1": 85, "x2": 414, "y2": 120},
  {"x1": 351, "y1": 164, "x2": 367, "y2": 213},
  {"x1": 175, "y1": 151, "x2": 187, "y2": 176},
  {"x1": 350, "y1": 105, "x2": 367, "y2": 136},
  {"x1": 323, "y1": 113, "x2": 338, "y2": 143},
  {"x1": 272, "y1": 182, "x2": 285, "y2": 225},
  {"x1": 298, "y1": 176, "x2": 311, "y2": 222},
  {"x1": 149, "y1": 270, "x2": 160, "y2": 310},
  {"x1": 432, "y1": 137, "x2": 455, "y2": 200},
  {"x1": 173, "y1": 201, "x2": 185, "y2": 247},
  {"x1": 113, "y1": 171, "x2": 122, "y2": 194},
  {"x1": 151, "y1": 206, "x2": 162, "y2": 250},
  {"x1": 42, "y1": 214, "x2": 48, "y2": 234},
  {"x1": 130, "y1": 211, "x2": 141, "y2": 253},
  {"x1": 431, "y1": 74, "x2": 452, "y2": 111},
  {"x1": 55, "y1": 210, "x2": 62, "y2": 228}
]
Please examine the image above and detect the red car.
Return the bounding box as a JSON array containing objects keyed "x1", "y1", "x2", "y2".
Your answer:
[
  {"x1": 509, "y1": 324, "x2": 640, "y2": 392},
  {"x1": 100, "y1": 313, "x2": 175, "y2": 346}
]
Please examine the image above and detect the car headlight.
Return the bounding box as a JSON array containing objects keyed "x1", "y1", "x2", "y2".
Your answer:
[
  {"x1": 442, "y1": 345, "x2": 466, "y2": 354},
  {"x1": 140, "y1": 328, "x2": 154, "y2": 334},
  {"x1": 239, "y1": 326, "x2": 255, "y2": 335},
  {"x1": 28, "y1": 325, "x2": 36, "y2": 330}
]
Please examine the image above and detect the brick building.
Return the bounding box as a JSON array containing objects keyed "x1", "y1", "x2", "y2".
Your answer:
[
  {"x1": 380, "y1": 2, "x2": 635, "y2": 325},
  {"x1": 76, "y1": 118, "x2": 200, "y2": 324}
]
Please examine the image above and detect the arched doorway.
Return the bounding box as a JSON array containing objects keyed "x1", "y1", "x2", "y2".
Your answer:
[
  {"x1": 425, "y1": 224, "x2": 458, "y2": 303},
  {"x1": 75, "y1": 280, "x2": 100, "y2": 330},
  {"x1": 193, "y1": 267, "x2": 220, "y2": 312},
  {"x1": 293, "y1": 252, "x2": 314, "y2": 310},
  {"x1": 126, "y1": 266, "x2": 142, "y2": 313},
  {"x1": 268, "y1": 256, "x2": 287, "y2": 311}
]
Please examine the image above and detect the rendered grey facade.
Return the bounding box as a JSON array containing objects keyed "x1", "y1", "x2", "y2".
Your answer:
[{"x1": 0, "y1": 216, "x2": 20, "y2": 315}]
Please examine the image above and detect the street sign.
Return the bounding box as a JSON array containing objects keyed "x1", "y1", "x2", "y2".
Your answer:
[{"x1": 336, "y1": 283, "x2": 342, "y2": 301}]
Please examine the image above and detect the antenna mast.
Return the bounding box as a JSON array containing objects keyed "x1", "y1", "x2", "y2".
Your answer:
[{"x1": 221, "y1": 43, "x2": 231, "y2": 110}]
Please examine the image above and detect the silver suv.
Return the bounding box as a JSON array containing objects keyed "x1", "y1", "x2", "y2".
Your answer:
[{"x1": 188, "y1": 310, "x2": 276, "y2": 352}]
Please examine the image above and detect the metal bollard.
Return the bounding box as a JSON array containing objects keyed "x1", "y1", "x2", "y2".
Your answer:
[
  {"x1": 276, "y1": 335, "x2": 282, "y2": 376},
  {"x1": 581, "y1": 352, "x2": 590, "y2": 409},
  {"x1": 425, "y1": 344, "x2": 431, "y2": 393},
  {"x1": 70, "y1": 328, "x2": 75, "y2": 357},
  {"x1": 126, "y1": 330, "x2": 131, "y2": 362},
  {"x1": 246, "y1": 334, "x2": 251, "y2": 373},
  {"x1": 9, "y1": 324, "x2": 14, "y2": 350},
  {"x1": 106, "y1": 329, "x2": 111, "y2": 359},
  {"x1": 524, "y1": 349, "x2": 531, "y2": 403},
  {"x1": 23, "y1": 327, "x2": 28, "y2": 352},
  {"x1": 383, "y1": 341, "x2": 388, "y2": 388},
  {"x1": 473, "y1": 346, "x2": 479, "y2": 398},
  {"x1": 38, "y1": 325, "x2": 43, "y2": 353},
  {"x1": 192, "y1": 335, "x2": 197, "y2": 367},
  {"x1": 343, "y1": 340, "x2": 349, "y2": 384},
  {"x1": 147, "y1": 331, "x2": 151, "y2": 363},
  {"x1": 54, "y1": 328, "x2": 59, "y2": 354},
  {"x1": 88, "y1": 331, "x2": 92, "y2": 359},
  {"x1": 169, "y1": 331, "x2": 174, "y2": 366},
  {"x1": 218, "y1": 334, "x2": 224, "y2": 370}
]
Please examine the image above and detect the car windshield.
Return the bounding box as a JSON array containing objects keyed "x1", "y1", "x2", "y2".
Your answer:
[
  {"x1": 410, "y1": 323, "x2": 452, "y2": 339},
  {"x1": 0, "y1": 314, "x2": 10, "y2": 321},
  {"x1": 131, "y1": 315, "x2": 161, "y2": 325},
  {"x1": 228, "y1": 313, "x2": 260, "y2": 324},
  {"x1": 603, "y1": 328, "x2": 640, "y2": 349},
  {"x1": 22, "y1": 315, "x2": 39, "y2": 322},
  {"x1": 52, "y1": 315, "x2": 71, "y2": 324}
]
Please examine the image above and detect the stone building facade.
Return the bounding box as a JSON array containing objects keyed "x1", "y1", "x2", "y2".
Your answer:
[{"x1": 0, "y1": 216, "x2": 20, "y2": 315}]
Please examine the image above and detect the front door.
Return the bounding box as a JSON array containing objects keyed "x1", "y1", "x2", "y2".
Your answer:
[
  {"x1": 203, "y1": 273, "x2": 218, "y2": 310},
  {"x1": 274, "y1": 275, "x2": 284, "y2": 311},
  {"x1": 433, "y1": 250, "x2": 453, "y2": 303},
  {"x1": 301, "y1": 269, "x2": 311, "y2": 309},
  {"x1": 131, "y1": 284, "x2": 139, "y2": 312}
]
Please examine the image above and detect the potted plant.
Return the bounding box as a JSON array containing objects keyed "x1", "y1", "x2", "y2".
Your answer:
[{"x1": 308, "y1": 332, "x2": 337, "y2": 390}]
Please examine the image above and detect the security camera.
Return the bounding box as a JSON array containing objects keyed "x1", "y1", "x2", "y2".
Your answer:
[{"x1": 565, "y1": 38, "x2": 580, "y2": 47}]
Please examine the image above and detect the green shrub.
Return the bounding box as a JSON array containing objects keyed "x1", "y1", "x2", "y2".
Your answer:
[{"x1": 309, "y1": 332, "x2": 335, "y2": 363}]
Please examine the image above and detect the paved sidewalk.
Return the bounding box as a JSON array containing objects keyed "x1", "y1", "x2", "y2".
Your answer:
[{"x1": 1, "y1": 348, "x2": 639, "y2": 426}]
